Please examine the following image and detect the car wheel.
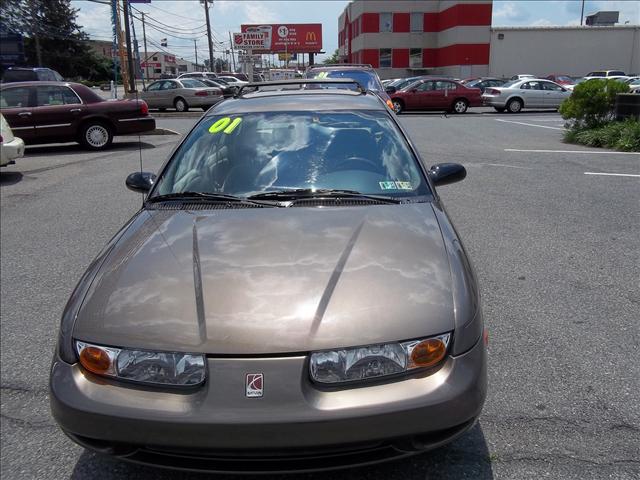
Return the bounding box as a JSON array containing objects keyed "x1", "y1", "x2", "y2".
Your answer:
[
  {"x1": 79, "y1": 122, "x2": 113, "y2": 150},
  {"x1": 174, "y1": 97, "x2": 189, "y2": 112},
  {"x1": 452, "y1": 99, "x2": 469, "y2": 114},
  {"x1": 494, "y1": 107, "x2": 505, "y2": 113},
  {"x1": 507, "y1": 98, "x2": 523, "y2": 113},
  {"x1": 392, "y1": 99, "x2": 403, "y2": 114}
]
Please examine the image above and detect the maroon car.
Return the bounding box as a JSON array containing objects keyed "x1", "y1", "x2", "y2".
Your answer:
[
  {"x1": 544, "y1": 74, "x2": 574, "y2": 86},
  {"x1": 0, "y1": 82, "x2": 155, "y2": 150},
  {"x1": 390, "y1": 78, "x2": 482, "y2": 114}
]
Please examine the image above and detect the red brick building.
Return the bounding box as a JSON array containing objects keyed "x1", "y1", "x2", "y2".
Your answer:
[{"x1": 338, "y1": 1, "x2": 492, "y2": 79}]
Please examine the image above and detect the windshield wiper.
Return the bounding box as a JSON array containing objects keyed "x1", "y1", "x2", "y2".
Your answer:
[
  {"x1": 247, "y1": 188, "x2": 402, "y2": 204},
  {"x1": 147, "y1": 191, "x2": 273, "y2": 206}
]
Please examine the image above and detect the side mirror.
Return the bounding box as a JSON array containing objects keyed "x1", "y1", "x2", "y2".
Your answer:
[
  {"x1": 126, "y1": 171, "x2": 156, "y2": 193},
  {"x1": 428, "y1": 163, "x2": 466, "y2": 186},
  {"x1": 385, "y1": 86, "x2": 397, "y2": 94}
]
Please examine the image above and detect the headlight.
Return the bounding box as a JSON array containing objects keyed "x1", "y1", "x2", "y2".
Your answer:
[
  {"x1": 76, "y1": 341, "x2": 206, "y2": 387},
  {"x1": 310, "y1": 334, "x2": 450, "y2": 384}
]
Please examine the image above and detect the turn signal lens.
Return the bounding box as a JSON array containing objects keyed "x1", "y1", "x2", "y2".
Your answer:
[
  {"x1": 77, "y1": 343, "x2": 118, "y2": 376},
  {"x1": 386, "y1": 99, "x2": 394, "y2": 109},
  {"x1": 407, "y1": 338, "x2": 447, "y2": 369}
]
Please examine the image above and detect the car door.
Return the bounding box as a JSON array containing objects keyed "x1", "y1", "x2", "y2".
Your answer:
[
  {"x1": 0, "y1": 85, "x2": 36, "y2": 141},
  {"x1": 410, "y1": 81, "x2": 439, "y2": 109},
  {"x1": 160, "y1": 80, "x2": 179, "y2": 107},
  {"x1": 540, "y1": 81, "x2": 569, "y2": 107},
  {"x1": 31, "y1": 85, "x2": 83, "y2": 140},
  {"x1": 141, "y1": 81, "x2": 163, "y2": 108},
  {"x1": 518, "y1": 81, "x2": 544, "y2": 108},
  {"x1": 433, "y1": 81, "x2": 459, "y2": 109}
]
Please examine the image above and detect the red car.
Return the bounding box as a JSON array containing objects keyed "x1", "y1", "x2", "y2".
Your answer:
[
  {"x1": 390, "y1": 78, "x2": 482, "y2": 114},
  {"x1": 0, "y1": 81, "x2": 155, "y2": 150},
  {"x1": 544, "y1": 74, "x2": 574, "y2": 86}
]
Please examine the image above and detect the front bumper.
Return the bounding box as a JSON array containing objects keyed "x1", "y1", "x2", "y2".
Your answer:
[
  {"x1": 0, "y1": 136, "x2": 25, "y2": 166},
  {"x1": 51, "y1": 337, "x2": 486, "y2": 472}
]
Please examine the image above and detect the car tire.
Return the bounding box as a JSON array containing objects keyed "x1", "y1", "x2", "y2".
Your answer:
[
  {"x1": 452, "y1": 99, "x2": 469, "y2": 114},
  {"x1": 79, "y1": 122, "x2": 113, "y2": 150},
  {"x1": 392, "y1": 99, "x2": 403, "y2": 114},
  {"x1": 494, "y1": 107, "x2": 505, "y2": 113},
  {"x1": 507, "y1": 98, "x2": 523, "y2": 113},
  {"x1": 174, "y1": 97, "x2": 189, "y2": 112}
]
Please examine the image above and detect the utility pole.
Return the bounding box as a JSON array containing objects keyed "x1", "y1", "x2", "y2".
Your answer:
[
  {"x1": 228, "y1": 31, "x2": 236, "y2": 72},
  {"x1": 194, "y1": 39, "x2": 199, "y2": 71},
  {"x1": 580, "y1": 0, "x2": 585, "y2": 26},
  {"x1": 203, "y1": 0, "x2": 214, "y2": 71},
  {"x1": 141, "y1": 12, "x2": 149, "y2": 82},
  {"x1": 122, "y1": 0, "x2": 136, "y2": 93},
  {"x1": 115, "y1": 0, "x2": 129, "y2": 96}
]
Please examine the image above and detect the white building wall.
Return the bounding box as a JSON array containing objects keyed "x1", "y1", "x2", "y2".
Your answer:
[{"x1": 489, "y1": 26, "x2": 640, "y2": 78}]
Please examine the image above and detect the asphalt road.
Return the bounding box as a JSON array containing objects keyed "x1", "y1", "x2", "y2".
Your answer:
[{"x1": 1, "y1": 110, "x2": 639, "y2": 480}]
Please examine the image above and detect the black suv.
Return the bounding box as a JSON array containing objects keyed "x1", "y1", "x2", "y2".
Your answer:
[{"x1": 2, "y1": 67, "x2": 64, "y2": 83}]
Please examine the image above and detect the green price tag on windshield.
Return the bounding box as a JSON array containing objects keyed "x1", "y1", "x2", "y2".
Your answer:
[{"x1": 209, "y1": 117, "x2": 242, "y2": 135}]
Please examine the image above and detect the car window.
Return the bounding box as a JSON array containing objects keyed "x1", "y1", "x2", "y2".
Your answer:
[
  {"x1": 35, "y1": 86, "x2": 80, "y2": 106},
  {"x1": 181, "y1": 79, "x2": 206, "y2": 88},
  {"x1": 416, "y1": 81, "x2": 433, "y2": 92},
  {"x1": 541, "y1": 82, "x2": 564, "y2": 91},
  {"x1": 609, "y1": 71, "x2": 625, "y2": 76},
  {"x1": 154, "y1": 111, "x2": 430, "y2": 199},
  {"x1": 160, "y1": 81, "x2": 177, "y2": 90},
  {"x1": 0, "y1": 87, "x2": 31, "y2": 108},
  {"x1": 3, "y1": 70, "x2": 36, "y2": 82},
  {"x1": 588, "y1": 71, "x2": 605, "y2": 77},
  {"x1": 147, "y1": 82, "x2": 163, "y2": 91},
  {"x1": 433, "y1": 81, "x2": 457, "y2": 91},
  {"x1": 308, "y1": 70, "x2": 381, "y2": 91},
  {"x1": 521, "y1": 81, "x2": 541, "y2": 90}
]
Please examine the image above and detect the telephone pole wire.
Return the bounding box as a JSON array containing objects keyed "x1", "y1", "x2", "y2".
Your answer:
[{"x1": 203, "y1": 0, "x2": 214, "y2": 71}]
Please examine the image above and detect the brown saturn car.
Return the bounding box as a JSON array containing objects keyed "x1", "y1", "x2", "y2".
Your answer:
[
  {"x1": 0, "y1": 81, "x2": 155, "y2": 150},
  {"x1": 50, "y1": 79, "x2": 487, "y2": 473}
]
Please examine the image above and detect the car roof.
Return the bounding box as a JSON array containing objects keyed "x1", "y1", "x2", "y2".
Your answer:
[
  {"x1": 307, "y1": 64, "x2": 374, "y2": 72},
  {"x1": 206, "y1": 89, "x2": 386, "y2": 115},
  {"x1": 6, "y1": 66, "x2": 53, "y2": 72},
  {"x1": 0, "y1": 80, "x2": 81, "y2": 88}
]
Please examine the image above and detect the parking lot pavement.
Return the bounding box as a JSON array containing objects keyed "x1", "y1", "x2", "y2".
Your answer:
[{"x1": 1, "y1": 112, "x2": 639, "y2": 480}]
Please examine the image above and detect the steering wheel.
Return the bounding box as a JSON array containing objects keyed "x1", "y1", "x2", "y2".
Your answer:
[{"x1": 332, "y1": 156, "x2": 381, "y2": 173}]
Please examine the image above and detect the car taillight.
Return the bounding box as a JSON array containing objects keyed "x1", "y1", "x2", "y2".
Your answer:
[
  {"x1": 485, "y1": 88, "x2": 499, "y2": 95},
  {"x1": 195, "y1": 91, "x2": 208, "y2": 97},
  {"x1": 139, "y1": 100, "x2": 149, "y2": 115}
]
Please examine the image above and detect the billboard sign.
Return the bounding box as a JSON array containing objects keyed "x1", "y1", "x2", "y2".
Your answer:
[{"x1": 240, "y1": 24, "x2": 322, "y2": 53}]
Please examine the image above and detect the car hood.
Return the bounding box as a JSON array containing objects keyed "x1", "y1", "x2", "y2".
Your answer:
[{"x1": 74, "y1": 203, "x2": 454, "y2": 354}]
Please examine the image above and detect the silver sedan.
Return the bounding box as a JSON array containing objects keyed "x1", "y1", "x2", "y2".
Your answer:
[
  {"x1": 482, "y1": 78, "x2": 571, "y2": 113},
  {"x1": 140, "y1": 78, "x2": 223, "y2": 112}
]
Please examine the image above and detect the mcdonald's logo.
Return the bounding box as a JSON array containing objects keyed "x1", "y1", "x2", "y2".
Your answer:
[{"x1": 305, "y1": 31, "x2": 317, "y2": 42}]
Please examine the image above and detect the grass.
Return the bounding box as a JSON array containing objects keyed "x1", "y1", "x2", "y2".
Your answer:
[{"x1": 564, "y1": 119, "x2": 640, "y2": 152}]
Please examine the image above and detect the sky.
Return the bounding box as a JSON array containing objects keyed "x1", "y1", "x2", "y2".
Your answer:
[{"x1": 72, "y1": 0, "x2": 640, "y2": 65}]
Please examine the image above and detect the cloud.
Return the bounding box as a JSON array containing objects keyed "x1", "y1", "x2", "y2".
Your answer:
[
  {"x1": 493, "y1": 1, "x2": 531, "y2": 23},
  {"x1": 241, "y1": 2, "x2": 277, "y2": 24}
]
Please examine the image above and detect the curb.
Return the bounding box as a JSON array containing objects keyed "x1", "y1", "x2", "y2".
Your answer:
[{"x1": 151, "y1": 112, "x2": 203, "y2": 118}]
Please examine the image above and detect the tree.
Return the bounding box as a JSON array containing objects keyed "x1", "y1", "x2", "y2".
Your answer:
[
  {"x1": 1, "y1": 0, "x2": 108, "y2": 80},
  {"x1": 322, "y1": 49, "x2": 340, "y2": 65}
]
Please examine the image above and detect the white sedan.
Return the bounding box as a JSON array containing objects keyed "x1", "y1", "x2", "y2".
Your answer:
[
  {"x1": 1, "y1": 113, "x2": 24, "y2": 167},
  {"x1": 482, "y1": 78, "x2": 571, "y2": 113}
]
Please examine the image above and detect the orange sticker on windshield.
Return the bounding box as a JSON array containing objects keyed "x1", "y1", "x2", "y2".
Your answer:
[{"x1": 209, "y1": 117, "x2": 242, "y2": 134}]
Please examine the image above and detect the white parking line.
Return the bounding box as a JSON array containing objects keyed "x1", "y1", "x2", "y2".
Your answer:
[
  {"x1": 584, "y1": 172, "x2": 640, "y2": 178},
  {"x1": 505, "y1": 148, "x2": 640, "y2": 155},
  {"x1": 495, "y1": 119, "x2": 565, "y2": 130}
]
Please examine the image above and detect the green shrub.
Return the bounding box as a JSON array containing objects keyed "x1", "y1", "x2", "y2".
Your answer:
[
  {"x1": 564, "y1": 119, "x2": 640, "y2": 152},
  {"x1": 559, "y1": 79, "x2": 629, "y2": 129}
]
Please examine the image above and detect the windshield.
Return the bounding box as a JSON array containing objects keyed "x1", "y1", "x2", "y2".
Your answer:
[
  {"x1": 154, "y1": 111, "x2": 429, "y2": 199},
  {"x1": 308, "y1": 70, "x2": 381, "y2": 91}
]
